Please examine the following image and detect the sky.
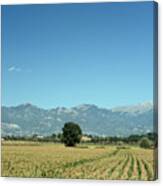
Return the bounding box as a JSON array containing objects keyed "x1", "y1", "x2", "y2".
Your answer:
[{"x1": 2, "y1": 2, "x2": 155, "y2": 109}]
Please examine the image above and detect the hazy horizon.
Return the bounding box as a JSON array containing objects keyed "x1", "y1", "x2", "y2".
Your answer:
[{"x1": 2, "y1": 100, "x2": 153, "y2": 110}]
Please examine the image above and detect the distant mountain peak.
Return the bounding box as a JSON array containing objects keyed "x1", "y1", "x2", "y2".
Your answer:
[
  {"x1": 75, "y1": 104, "x2": 98, "y2": 110},
  {"x1": 1, "y1": 101, "x2": 153, "y2": 137},
  {"x1": 111, "y1": 101, "x2": 153, "y2": 113},
  {"x1": 139, "y1": 101, "x2": 153, "y2": 107},
  {"x1": 22, "y1": 102, "x2": 33, "y2": 107},
  {"x1": 14, "y1": 102, "x2": 34, "y2": 107}
]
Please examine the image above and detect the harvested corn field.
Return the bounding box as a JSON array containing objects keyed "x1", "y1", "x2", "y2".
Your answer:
[{"x1": 1, "y1": 142, "x2": 157, "y2": 180}]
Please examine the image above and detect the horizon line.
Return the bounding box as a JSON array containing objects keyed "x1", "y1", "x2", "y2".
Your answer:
[{"x1": 2, "y1": 100, "x2": 153, "y2": 110}]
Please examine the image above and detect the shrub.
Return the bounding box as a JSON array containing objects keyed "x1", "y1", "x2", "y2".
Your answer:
[{"x1": 139, "y1": 137, "x2": 151, "y2": 148}]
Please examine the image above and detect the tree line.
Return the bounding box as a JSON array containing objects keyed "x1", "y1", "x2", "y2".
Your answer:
[{"x1": 2, "y1": 122, "x2": 157, "y2": 148}]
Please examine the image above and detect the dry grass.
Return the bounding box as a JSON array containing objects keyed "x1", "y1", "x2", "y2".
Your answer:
[{"x1": 1, "y1": 141, "x2": 156, "y2": 180}]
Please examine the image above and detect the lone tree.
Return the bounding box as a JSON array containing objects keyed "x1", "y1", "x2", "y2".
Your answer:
[
  {"x1": 139, "y1": 137, "x2": 151, "y2": 149},
  {"x1": 62, "y1": 122, "x2": 82, "y2": 147}
]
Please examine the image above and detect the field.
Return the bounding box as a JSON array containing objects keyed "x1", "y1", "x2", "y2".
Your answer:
[{"x1": 1, "y1": 141, "x2": 157, "y2": 180}]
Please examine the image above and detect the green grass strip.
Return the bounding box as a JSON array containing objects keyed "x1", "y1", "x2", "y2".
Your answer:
[
  {"x1": 136, "y1": 158, "x2": 142, "y2": 180},
  {"x1": 127, "y1": 154, "x2": 134, "y2": 179},
  {"x1": 142, "y1": 159, "x2": 153, "y2": 181},
  {"x1": 117, "y1": 154, "x2": 130, "y2": 179}
]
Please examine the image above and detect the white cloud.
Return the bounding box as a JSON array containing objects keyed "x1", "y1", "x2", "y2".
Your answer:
[{"x1": 8, "y1": 66, "x2": 21, "y2": 72}]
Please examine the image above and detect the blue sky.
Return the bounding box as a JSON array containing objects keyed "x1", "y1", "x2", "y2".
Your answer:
[{"x1": 2, "y1": 2, "x2": 155, "y2": 109}]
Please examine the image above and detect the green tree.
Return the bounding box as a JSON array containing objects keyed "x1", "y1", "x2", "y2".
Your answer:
[
  {"x1": 62, "y1": 122, "x2": 82, "y2": 146},
  {"x1": 139, "y1": 137, "x2": 151, "y2": 148}
]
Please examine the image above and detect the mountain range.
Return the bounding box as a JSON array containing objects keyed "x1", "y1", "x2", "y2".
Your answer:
[{"x1": 1, "y1": 101, "x2": 154, "y2": 137}]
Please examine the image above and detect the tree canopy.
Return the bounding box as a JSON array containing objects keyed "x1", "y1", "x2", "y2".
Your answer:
[
  {"x1": 62, "y1": 122, "x2": 82, "y2": 147},
  {"x1": 139, "y1": 137, "x2": 151, "y2": 148}
]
